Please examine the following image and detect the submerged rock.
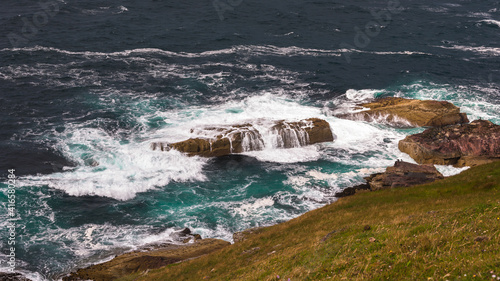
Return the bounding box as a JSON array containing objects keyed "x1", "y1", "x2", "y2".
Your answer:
[
  {"x1": 364, "y1": 160, "x2": 444, "y2": 190},
  {"x1": 336, "y1": 97, "x2": 469, "y2": 127},
  {"x1": 0, "y1": 273, "x2": 32, "y2": 281},
  {"x1": 62, "y1": 238, "x2": 230, "y2": 281},
  {"x1": 151, "y1": 118, "x2": 334, "y2": 157},
  {"x1": 399, "y1": 120, "x2": 500, "y2": 167}
]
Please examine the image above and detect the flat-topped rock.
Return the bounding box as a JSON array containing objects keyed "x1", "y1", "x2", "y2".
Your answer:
[
  {"x1": 151, "y1": 118, "x2": 334, "y2": 157},
  {"x1": 399, "y1": 120, "x2": 500, "y2": 167},
  {"x1": 364, "y1": 160, "x2": 444, "y2": 191},
  {"x1": 336, "y1": 97, "x2": 469, "y2": 127}
]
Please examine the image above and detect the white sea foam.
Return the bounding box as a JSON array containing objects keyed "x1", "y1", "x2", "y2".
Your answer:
[
  {"x1": 284, "y1": 175, "x2": 310, "y2": 187},
  {"x1": 306, "y1": 170, "x2": 338, "y2": 180},
  {"x1": 328, "y1": 89, "x2": 380, "y2": 117},
  {"x1": 0, "y1": 45, "x2": 342, "y2": 58},
  {"x1": 22, "y1": 127, "x2": 208, "y2": 200},
  {"x1": 233, "y1": 197, "x2": 275, "y2": 217},
  {"x1": 0, "y1": 44, "x2": 432, "y2": 61},
  {"x1": 345, "y1": 89, "x2": 379, "y2": 101},
  {"x1": 480, "y1": 19, "x2": 500, "y2": 28},
  {"x1": 435, "y1": 165, "x2": 470, "y2": 177},
  {"x1": 115, "y1": 5, "x2": 128, "y2": 14},
  {"x1": 148, "y1": 92, "x2": 324, "y2": 142},
  {"x1": 20, "y1": 93, "x2": 329, "y2": 200},
  {"x1": 244, "y1": 146, "x2": 322, "y2": 163},
  {"x1": 338, "y1": 49, "x2": 432, "y2": 56},
  {"x1": 435, "y1": 45, "x2": 500, "y2": 56}
]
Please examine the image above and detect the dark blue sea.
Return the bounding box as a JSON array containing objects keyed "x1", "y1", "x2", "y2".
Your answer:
[{"x1": 0, "y1": 0, "x2": 499, "y2": 279}]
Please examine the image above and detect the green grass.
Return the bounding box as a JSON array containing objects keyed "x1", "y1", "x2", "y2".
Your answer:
[{"x1": 120, "y1": 161, "x2": 500, "y2": 281}]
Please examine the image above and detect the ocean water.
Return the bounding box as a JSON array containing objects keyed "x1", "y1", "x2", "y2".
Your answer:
[{"x1": 0, "y1": 0, "x2": 499, "y2": 279}]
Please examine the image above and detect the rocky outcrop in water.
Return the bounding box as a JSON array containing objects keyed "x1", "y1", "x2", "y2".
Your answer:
[
  {"x1": 398, "y1": 120, "x2": 500, "y2": 167},
  {"x1": 62, "y1": 238, "x2": 230, "y2": 281},
  {"x1": 336, "y1": 97, "x2": 469, "y2": 127},
  {"x1": 151, "y1": 118, "x2": 334, "y2": 157}
]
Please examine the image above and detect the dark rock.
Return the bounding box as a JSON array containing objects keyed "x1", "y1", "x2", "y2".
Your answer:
[
  {"x1": 334, "y1": 183, "x2": 370, "y2": 198},
  {"x1": 365, "y1": 160, "x2": 444, "y2": 190},
  {"x1": 364, "y1": 225, "x2": 371, "y2": 231},
  {"x1": 336, "y1": 97, "x2": 469, "y2": 127},
  {"x1": 179, "y1": 228, "x2": 191, "y2": 235},
  {"x1": 399, "y1": 120, "x2": 500, "y2": 167},
  {"x1": 151, "y1": 118, "x2": 334, "y2": 157},
  {"x1": 0, "y1": 273, "x2": 32, "y2": 281}
]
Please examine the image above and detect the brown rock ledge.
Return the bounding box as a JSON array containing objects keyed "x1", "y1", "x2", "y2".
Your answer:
[
  {"x1": 335, "y1": 161, "x2": 444, "y2": 197},
  {"x1": 151, "y1": 118, "x2": 334, "y2": 157},
  {"x1": 398, "y1": 120, "x2": 500, "y2": 167},
  {"x1": 364, "y1": 160, "x2": 444, "y2": 191},
  {"x1": 336, "y1": 97, "x2": 469, "y2": 127}
]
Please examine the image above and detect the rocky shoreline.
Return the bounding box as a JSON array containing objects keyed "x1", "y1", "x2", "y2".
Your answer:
[
  {"x1": 4, "y1": 97, "x2": 499, "y2": 281},
  {"x1": 61, "y1": 229, "x2": 229, "y2": 281}
]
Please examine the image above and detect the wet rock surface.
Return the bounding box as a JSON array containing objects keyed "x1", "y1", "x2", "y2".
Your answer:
[
  {"x1": 151, "y1": 118, "x2": 334, "y2": 157},
  {"x1": 336, "y1": 97, "x2": 469, "y2": 127}
]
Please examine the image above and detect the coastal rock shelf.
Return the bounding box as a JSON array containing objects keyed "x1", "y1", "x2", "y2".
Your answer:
[
  {"x1": 364, "y1": 160, "x2": 444, "y2": 190},
  {"x1": 151, "y1": 118, "x2": 334, "y2": 157},
  {"x1": 63, "y1": 230, "x2": 230, "y2": 281},
  {"x1": 336, "y1": 97, "x2": 469, "y2": 127},
  {"x1": 335, "y1": 160, "x2": 444, "y2": 197},
  {"x1": 399, "y1": 120, "x2": 500, "y2": 167}
]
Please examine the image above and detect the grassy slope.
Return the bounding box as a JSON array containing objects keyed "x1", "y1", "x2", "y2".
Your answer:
[{"x1": 121, "y1": 161, "x2": 500, "y2": 281}]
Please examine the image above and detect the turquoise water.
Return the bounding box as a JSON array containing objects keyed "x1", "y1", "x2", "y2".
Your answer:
[
  {"x1": 0, "y1": 86, "x2": 494, "y2": 279},
  {"x1": 1, "y1": 0, "x2": 499, "y2": 279}
]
